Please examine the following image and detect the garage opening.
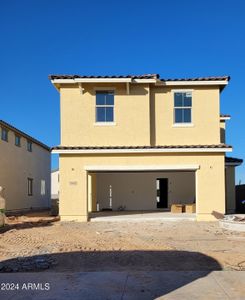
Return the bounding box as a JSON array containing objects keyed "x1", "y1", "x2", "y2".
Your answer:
[{"x1": 88, "y1": 170, "x2": 196, "y2": 219}]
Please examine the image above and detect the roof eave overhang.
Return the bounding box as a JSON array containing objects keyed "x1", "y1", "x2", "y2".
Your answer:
[
  {"x1": 156, "y1": 80, "x2": 229, "y2": 88},
  {"x1": 51, "y1": 78, "x2": 157, "y2": 88},
  {"x1": 220, "y1": 116, "x2": 231, "y2": 121},
  {"x1": 52, "y1": 147, "x2": 232, "y2": 154}
]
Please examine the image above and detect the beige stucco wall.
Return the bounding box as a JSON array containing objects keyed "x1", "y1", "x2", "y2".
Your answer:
[
  {"x1": 225, "y1": 166, "x2": 236, "y2": 213},
  {"x1": 151, "y1": 86, "x2": 221, "y2": 145},
  {"x1": 59, "y1": 84, "x2": 221, "y2": 147},
  {"x1": 96, "y1": 171, "x2": 195, "y2": 210},
  {"x1": 60, "y1": 83, "x2": 150, "y2": 146},
  {"x1": 0, "y1": 130, "x2": 51, "y2": 211},
  {"x1": 59, "y1": 152, "x2": 225, "y2": 221}
]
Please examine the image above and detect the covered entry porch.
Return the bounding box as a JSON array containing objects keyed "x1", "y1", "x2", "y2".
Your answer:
[{"x1": 87, "y1": 164, "x2": 197, "y2": 220}]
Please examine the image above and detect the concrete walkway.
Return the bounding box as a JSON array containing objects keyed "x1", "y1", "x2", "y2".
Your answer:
[
  {"x1": 90, "y1": 211, "x2": 196, "y2": 222},
  {"x1": 0, "y1": 271, "x2": 244, "y2": 299}
]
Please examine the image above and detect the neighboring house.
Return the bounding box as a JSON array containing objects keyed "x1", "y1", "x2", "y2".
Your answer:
[
  {"x1": 51, "y1": 169, "x2": 59, "y2": 200},
  {"x1": 50, "y1": 74, "x2": 242, "y2": 221},
  {"x1": 0, "y1": 120, "x2": 51, "y2": 212}
]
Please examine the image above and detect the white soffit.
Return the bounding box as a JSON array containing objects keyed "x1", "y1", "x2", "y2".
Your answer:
[
  {"x1": 84, "y1": 164, "x2": 200, "y2": 171},
  {"x1": 51, "y1": 78, "x2": 157, "y2": 84}
]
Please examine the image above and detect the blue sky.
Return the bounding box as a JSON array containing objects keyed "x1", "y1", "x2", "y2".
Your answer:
[{"x1": 0, "y1": 0, "x2": 244, "y2": 182}]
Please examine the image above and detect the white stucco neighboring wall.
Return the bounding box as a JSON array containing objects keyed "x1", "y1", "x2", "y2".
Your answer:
[
  {"x1": 51, "y1": 170, "x2": 59, "y2": 199},
  {"x1": 96, "y1": 171, "x2": 195, "y2": 210}
]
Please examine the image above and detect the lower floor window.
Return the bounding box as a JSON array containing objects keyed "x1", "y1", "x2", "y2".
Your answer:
[{"x1": 28, "y1": 178, "x2": 33, "y2": 196}]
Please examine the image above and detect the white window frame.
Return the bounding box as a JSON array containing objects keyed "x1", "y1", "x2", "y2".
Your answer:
[
  {"x1": 94, "y1": 88, "x2": 116, "y2": 125},
  {"x1": 173, "y1": 90, "x2": 193, "y2": 126}
]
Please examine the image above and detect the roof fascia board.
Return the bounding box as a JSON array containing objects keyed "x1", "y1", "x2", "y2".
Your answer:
[
  {"x1": 156, "y1": 80, "x2": 228, "y2": 87},
  {"x1": 133, "y1": 79, "x2": 157, "y2": 83},
  {"x1": 52, "y1": 147, "x2": 232, "y2": 154},
  {"x1": 220, "y1": 117, "x2": 231, "y2": 121}
]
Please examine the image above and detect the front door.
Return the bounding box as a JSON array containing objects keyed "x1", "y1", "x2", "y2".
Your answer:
[{"x1": 156, "y1": 178, "x2": 168, "y2": 208}]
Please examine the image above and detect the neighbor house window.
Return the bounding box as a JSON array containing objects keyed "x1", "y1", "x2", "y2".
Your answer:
[
  {"x1": 1, "y1": 127, "x2": 8, "y2": 142},
  {"x1": 15, "y1": 135, "x2": 21, "y2": 147},
  {"x1": 41, "y1": 180, "x2": 46, "y2": 195},
  {"x1": 27, "y1": 140, "x2": 32, "y2": 152},
  {"x1": 96, "y1": 91, "x2": 114, "y2": 122},
  {"x1": 28, "y1": 178, "x2": 33, "y2": 196},
  {"x1": 174, "y1": 92, "x2": 192, "y2": 123}
]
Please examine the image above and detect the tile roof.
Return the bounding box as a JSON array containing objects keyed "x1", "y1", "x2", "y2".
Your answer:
[
  {"x1": 52, "y1": 144, "x2": 231, "y2": 150},
  {"x1": 0, "y1": 120, "x2": 50, "y2": 151},
  {"x1": 49, "y1": 74, "x2": 159, "y2": 80},
  {"x1": 49, "y1": 74, "x2": 230, "y2": 82},
  {"x1": 225, "y1": 157, "x2": 243, "y2": 164}
]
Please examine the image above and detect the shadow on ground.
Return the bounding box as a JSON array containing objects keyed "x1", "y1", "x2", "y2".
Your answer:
[
  {"x1": 0, "y1": 249, "x2": 222, "y2": 272},
  {"x1": 0, "y1": 250, "x2": 222, "y2": 299},
  {"x1": 0, "y1": 216, "x2": 59, "y2": 234}
]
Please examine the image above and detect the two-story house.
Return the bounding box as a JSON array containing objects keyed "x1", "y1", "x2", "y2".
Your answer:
[
  {"x1": 50, "y1": 74, "x2": 242, "y2": 221},
  {"x1": 0, "y1": 120, "x2": 51, "y2": 212}
]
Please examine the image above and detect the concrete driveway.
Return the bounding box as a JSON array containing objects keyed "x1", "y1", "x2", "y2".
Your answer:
[{"x1": 0, "y1": 271, "x2": 245, "y2": 299}]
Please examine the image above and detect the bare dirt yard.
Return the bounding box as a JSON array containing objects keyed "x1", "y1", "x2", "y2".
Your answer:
[{"x1": 0, "y1": 212, "x2": 245, "y2": 273}]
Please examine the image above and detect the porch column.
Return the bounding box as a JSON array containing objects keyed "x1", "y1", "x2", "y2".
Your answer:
[
  {"x1": 196, "y1": 155, "x2": 225, "y2": 221},
  {"x1": 59, "y1": 155, "x2": 88, "y2": 221}
]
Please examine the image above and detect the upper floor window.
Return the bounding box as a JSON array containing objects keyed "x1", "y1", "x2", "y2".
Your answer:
[
  {"x1": 27, "y1": 140, "x2": 32, "y2": 152},
  {"x1": 174, "y1": 92, "x2": 192, "y2": 123},
  {"x1": 96, "y1": 91, "x2": 114, "y2": 122},
  {"x1": 1, "y1": 127, "x2": 8, "y2": 142},
  {"x1": 15, "y1": 135, "x2": 21, "y2": 147}
]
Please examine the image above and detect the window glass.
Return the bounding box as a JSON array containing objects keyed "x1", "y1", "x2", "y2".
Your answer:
[
  {"x1": 28, "y1": 178, "x2": 33, "y2": 196},
  {"x1": 1, "y1": 128, "x2": 8, "y2": 142},
  {"x1": 96, "y1": 107, "x2": 106, "y2": 122},
  {"x1": 15, "y1": 135, "x2": 21, "y2": 146},
  {"x1": 27, "y1": 141, "x2": 32, "y2": 152},
  {"x1": 174, "y1": 93, "x2": 183, "y2": 107},
  {"x1": 174, "y1": 92, "x2": 192, "y2": 123},
  {"x1": 183, "y1": 93, "x2": 192, "y2": 107},
  {"x1": 96, "y1": 92, "x2": 105, "y2": 105},
  {"x1": 184, "y1": 108, "x2": 191, "y2": 122},
  {"x1": 175, "y1": 109, "x2": 183, "y2": 123},
  {"x1": 96, "y1": 91, "x2": 114, "y2": 122},
  {"x1": 106, "y1": 107, "x2": 114, "y2": 122},
  {"x1": 106, "y1": 93, "x2": 114, "y2": 105}
]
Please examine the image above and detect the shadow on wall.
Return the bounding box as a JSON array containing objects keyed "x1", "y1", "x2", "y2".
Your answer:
[{"x1": 0, "y1": 250, "x2": 222, "y2": 298}]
